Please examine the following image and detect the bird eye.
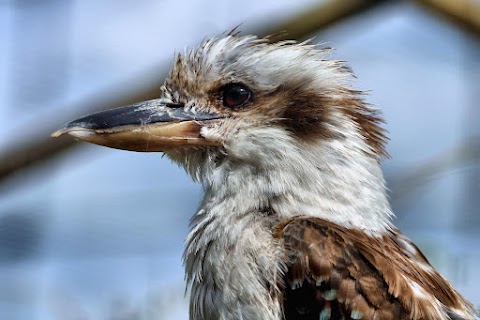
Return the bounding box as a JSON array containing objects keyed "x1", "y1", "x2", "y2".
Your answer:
[{"x1": 222, "y1": 84, "x2": 252, "y2": 108}]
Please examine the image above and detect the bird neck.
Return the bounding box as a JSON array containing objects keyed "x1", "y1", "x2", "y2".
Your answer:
[{"x1": 198, "y1": 128, "x2": 394, "y2": 234}]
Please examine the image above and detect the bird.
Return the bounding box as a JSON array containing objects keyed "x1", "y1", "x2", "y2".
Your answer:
[{"x1": 53, "y1": 33, "x2": 478, "y2": 320}]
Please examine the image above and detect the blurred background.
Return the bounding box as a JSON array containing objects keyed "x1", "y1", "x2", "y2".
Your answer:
[{"x1": 0, "y1": 0, "x2": 479, "y2": 319}]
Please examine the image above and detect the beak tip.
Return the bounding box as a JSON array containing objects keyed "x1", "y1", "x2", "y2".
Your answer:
[
  {"x1": 51, "y1": 126, "x2": 95, "y2": 139},
  {"x1": 51, "y1": 129, "x2": 67, "y2": 138}
]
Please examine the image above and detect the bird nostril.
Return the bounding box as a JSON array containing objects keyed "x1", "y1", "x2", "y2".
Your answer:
[{"x1": 166, "y1": 102, "x2": 184, "y2": 109}]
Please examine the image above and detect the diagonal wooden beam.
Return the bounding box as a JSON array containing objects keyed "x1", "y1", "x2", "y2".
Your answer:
[
  {"x1": 415, "y1": 0, "x2": 480, "y2": 37},
  {"x1": 257, "y1": 0, "x2": 383, "y2": 40}
]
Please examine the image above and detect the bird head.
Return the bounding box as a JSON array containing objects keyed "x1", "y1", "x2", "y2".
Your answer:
[{"x1": 53, "y1": 34, "x2": 387, "y2": 185}]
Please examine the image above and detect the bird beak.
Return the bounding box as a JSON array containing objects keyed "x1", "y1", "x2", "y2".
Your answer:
[{"x1": 51, "y1": 98, "x2": 223, "y2": 152}]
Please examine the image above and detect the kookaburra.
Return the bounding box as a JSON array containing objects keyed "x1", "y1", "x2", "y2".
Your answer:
[{"x1": 53, "y1": 34, "x2": 478, "y2": 320}]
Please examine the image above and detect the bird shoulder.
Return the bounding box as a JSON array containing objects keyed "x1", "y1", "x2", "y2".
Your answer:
[{"x1": 274, "y1": 217, "x2": 477, "y2": 320}]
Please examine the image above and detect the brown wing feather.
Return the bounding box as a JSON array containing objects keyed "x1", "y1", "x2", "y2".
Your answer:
[{"x1": 275, "y1": 218, "x2": 477, "y2": 320}]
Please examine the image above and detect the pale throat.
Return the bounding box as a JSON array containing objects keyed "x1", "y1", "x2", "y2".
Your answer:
[{"x1": 197, "y1": 128, "x2": 394, "y2": 233}]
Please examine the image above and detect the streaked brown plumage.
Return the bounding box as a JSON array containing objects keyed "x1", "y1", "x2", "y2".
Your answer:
[{"x1": 277, "y1": 218, "x2": 474, "y2": 319}]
